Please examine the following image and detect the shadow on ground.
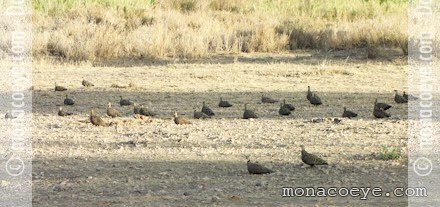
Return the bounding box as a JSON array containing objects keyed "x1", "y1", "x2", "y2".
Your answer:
[
  {"x1": 31, "y1": 90, "x2": 411, "y2": 120},
  {"x1": 32, "y1": 157, "x2": 408, "y2": 206},
  {"x1": 91, "y1": 48, "x2": 405, "y2": 68}
]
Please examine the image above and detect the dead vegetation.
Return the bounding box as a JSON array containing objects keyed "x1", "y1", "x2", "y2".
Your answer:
[{"x1": 0, "y1": 0, "x2": 409, "y2": 62}]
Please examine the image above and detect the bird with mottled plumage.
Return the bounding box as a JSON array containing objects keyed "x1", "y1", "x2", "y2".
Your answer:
[
  {"x1": 64, "y1": 95, "x2": 74, "y2": 105},
  {"x1": 342, "y1": 107, "x2": 357, "y2": 118},
  {"x1": 261, "y1": 95, "x2": 278, "y2": 103},
  {"x1": 300, "y1": 145, "x2": 328, "y2": 166},
  {"x1": 107, "y1": 102, "x2": 121, "y2": 118},
  {"x1": 243, "y1": 104, "x2": 258, "y2": 119},
  {"x1": 202, "y1": 102, "x2": 215, "y2": 116},
  {"x1": 278, "y1": 103, "x2": 291, "y2": 116},
  {"x1": 394, "y1": 90, "x2": 408, "y2": 103},
  {"x1": 119, "y1": 96, "x2": 133, "y2": 106},
  {"x1": 90, "y1": 109, "x2": 107, "y2": 126},
  {"x1": 54, "y1": 82, "x2": 67, "y2": 91},
  {"x1": 247, "y1": 160, "x2": 274, "y2": 174},
  {"x1": 82, "y1": 79, "x2": 94, "y2": 87},
  {"x1": 309, "y1": 93, "x2": 322, "y2": 105},
  {"x1": 58, "y1": 107, "x2": 73, "y2": 116},
  {"x1": 194, "y1": 110, "x2": 210, "y2": 119},
  {"x1": 373, "y1": 105, "x2": 390, "y2": 118},
  {"x1": 282, "y1": 99, "x2": 295, "y2": 111},
  {"x1": 218, "y1": 97, "x2": 233, "y2": 107},
  {"x1": 174, "y1": 112, "x2": 191, "y2": 125},
  {"x1": 374, "y1": 99, "x2": 392, "y2": 111}
]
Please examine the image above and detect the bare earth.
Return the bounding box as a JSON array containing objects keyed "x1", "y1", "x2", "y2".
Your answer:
[{"x1": 30, "y1": 52, "x2": 410, "y2": 206}]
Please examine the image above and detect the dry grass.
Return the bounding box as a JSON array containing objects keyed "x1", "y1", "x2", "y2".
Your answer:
[{"x1": 0, "y1": 0, "x2": 408, "y2": 62}]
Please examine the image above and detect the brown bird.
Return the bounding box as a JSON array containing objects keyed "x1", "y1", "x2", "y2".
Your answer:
[
  {"x1": 300, "y1": 145, "x2": 328, "y2": 167},
  {"x1": 373, "y1": 105, "x2": 390, "y2": 118},
  {"x1": 202, "y1": 102, "x2": 215, "y2": 116},
  {"x1": 194, "y1": 110, "x2": 210, "y2": 119},
  {"x1": 278, "y1": 103, "x2": 291, "y2": 116},
  {"x1": 307, "y1": 86, "x2": 312, "y2": 100},
  {"x1": 218, "y1": 97, "x2": 233, "y2": 107},
  {"x1": 107, "y1": 102, "x2": 121, "y2": 118},
  {"x1": 309, "y1": 93, "x2": 322, "y2": 105},
  {"x1": 58, "y1": 107, "x2": 73, "y2": 116},
  {"x1": 54, "y1": 82, "x2": 67, "y2": 91},
  {"x1": 342, "y1": 107, "x2": 357, "y2": 118},
  {"x1": 374, "y1": 99, "x2": 392, "y2": 111},
  {"x1": 282, "y1": 99, "x2": 295, "y2": 111},
  {"x1": 247, "y1": 160, "x2": 274, "y2": 174},
  {"x1": 243, "y1": 104, "x2": 258, "y2": 119},
  {"x1": 64, "y1": 95, "x2": 75, "y2": 105},
  {"x1": 82, "y1": 79, "x2": 94, "y2": 87},
  {"x1": 261, "y1": 95, "x2": 278, "y2": 103},
  {"x1": 394, "y1": 90, "x2": 408, "y2": 103},
  {"x1": 174, "y1": 112, "x2": 191, "y2": 125},
  {"x1": 90, "y1": 109, "x2": 107, "y2": 126}
]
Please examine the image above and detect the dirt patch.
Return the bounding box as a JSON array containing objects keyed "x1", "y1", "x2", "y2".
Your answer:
[{"x1": 30, "y1": 54, "x2": 410, "y2": 206}]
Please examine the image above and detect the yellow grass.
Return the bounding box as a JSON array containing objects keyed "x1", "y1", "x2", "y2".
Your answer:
[{"x1": 0, "y1": 0, "x2": 408, "y2": 61}]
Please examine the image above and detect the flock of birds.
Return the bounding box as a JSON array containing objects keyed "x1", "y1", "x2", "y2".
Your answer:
[
  {"x1": 36, "y1": 81, "x2": 414, "y2": 124},
  {"x1": 3, "y1": 79, "x2": 415, "y2": 174}
]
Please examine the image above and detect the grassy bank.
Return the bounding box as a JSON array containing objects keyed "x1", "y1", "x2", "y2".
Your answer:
[{"x1": 4, "y1": 0, "x2": 408, "y2": 61}]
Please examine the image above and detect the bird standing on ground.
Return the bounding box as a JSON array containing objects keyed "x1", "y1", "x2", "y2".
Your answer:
[
  {"x1": 54, "y1": 82, "x2": 67, "y2": 91},
  {"x1": 82, "y1": 79, "x2": 94, "y2": 87},
  {"x1": 107, "y1": 102, "x2": 121, "y2": 118},
  {"x1": 202, "y1": 102, "x2": 215, "y2": 116},
  {"x1": 279, "y1": 103, "x2": 291, "y2": 116},
  {"x1": 300, "y1": 145, "x2": 328, "y2": 167},
  {"x1": 342, "y1": 107, "x2": 357, "y2": 118},
  {"x1": 119, "y1": 96, "x2": 133, "y2": 106},
  {"x1": 174, "y1": 112, "x2": 191, "y2": 125},
  {"x1": 394, "y1": 90, "x2": 408, "y2": 103},
  {"x1": 243, "y1": 104, "x2": 258, "y2": 119},
  {"x1": 64, "y1": 95, "x2": 75, "y2": 105},
  {"x1": 218, "y1": 97, "x2": 233, "y2": 107},
  {"x1": 58, "y1": 107, "x2": 73, "y2": 116},
  {"x1": 247, "y1": 160, "x2": 274, "y2": 174},
  {"x1": 261, "y1": 95, "x2": 278, "y2": 103},
  {"x1": 90, "y1": 109, "x2": 107, "y2": 126},
  {"x1": 374, "y1": 99, "x2": 392, "y2": 110},
  {"x1": 309, "y1": 93, "x2": 322, "y2": 105}
]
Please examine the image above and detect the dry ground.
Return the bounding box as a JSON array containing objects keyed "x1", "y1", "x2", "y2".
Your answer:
[{"x1": 29, "y1": 52, "x2": 412, "y2": 206}]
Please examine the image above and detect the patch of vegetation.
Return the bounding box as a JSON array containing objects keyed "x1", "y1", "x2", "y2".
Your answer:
[
  {"x1": 380, "y1": 145, "x2": 401, "y2": 161},
  {"x1": 3, "y1": 0, "x2": 409, "y2": 61}
]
